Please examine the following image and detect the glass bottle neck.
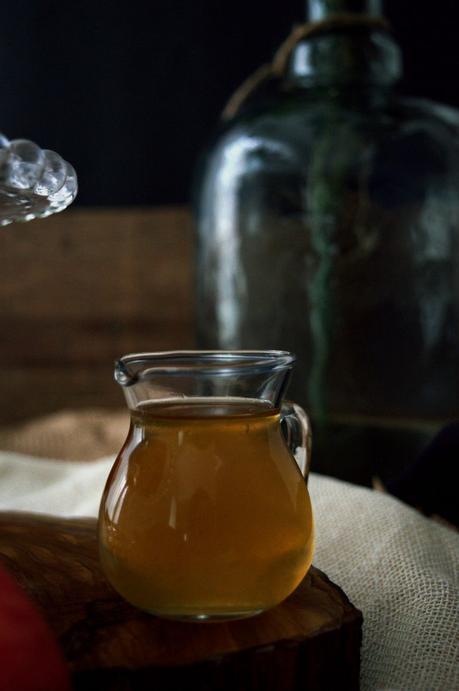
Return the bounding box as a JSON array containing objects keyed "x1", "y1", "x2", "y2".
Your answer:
[
  {"x1": 306, "y1": 0, "x2": 382, "y2": 21},
  {"x1": 286, "y1": 31, "x2": 401, "y2": 89},
  {"x1": 287, "y1": 0, "x2": 401, "y2": 92}
]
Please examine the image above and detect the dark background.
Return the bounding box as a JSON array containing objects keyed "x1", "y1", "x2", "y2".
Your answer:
[{"x1": 0, "y1": 0, "x2": 458, "y2": 206}]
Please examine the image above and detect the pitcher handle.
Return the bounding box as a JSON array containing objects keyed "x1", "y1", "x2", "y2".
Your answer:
[{"x1": 280, "y1": 400, "x2": 312, "y2": 481}]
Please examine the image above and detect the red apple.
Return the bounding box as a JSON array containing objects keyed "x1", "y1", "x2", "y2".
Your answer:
[{"x1": 0, "y1": 565, "x2": 70, "y2": 691}]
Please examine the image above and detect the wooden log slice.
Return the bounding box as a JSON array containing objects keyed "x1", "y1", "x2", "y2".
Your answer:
[{"x1": 0, "y1": 512, "x2": 362, "y2": 690}]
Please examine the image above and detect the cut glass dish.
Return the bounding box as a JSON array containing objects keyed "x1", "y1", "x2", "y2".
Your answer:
[{"x1": 0, "y1": 132, "x2": 77, "y2": 226}]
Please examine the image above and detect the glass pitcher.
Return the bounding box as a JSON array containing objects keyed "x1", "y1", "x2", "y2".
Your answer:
[{"x1": 98, "y1": 351, "x2": 314, "y2": 621}]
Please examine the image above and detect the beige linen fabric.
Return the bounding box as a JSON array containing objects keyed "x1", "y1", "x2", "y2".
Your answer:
[
  {"x1": 0, "y1": 409, "x2": 129, "y2": 461},
  {"x1": 309, "y1": 474, "x2": 459, "y2": 691},
  {"x1": 0, "y1": 448, "x2": 457, "y2": 690}
]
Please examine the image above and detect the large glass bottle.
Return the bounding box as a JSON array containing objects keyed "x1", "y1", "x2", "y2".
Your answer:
[{"x1": 195, "y1": 0, "x2": 459, "y2": 481}]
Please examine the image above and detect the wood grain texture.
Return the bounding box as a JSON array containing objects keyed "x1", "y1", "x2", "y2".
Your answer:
[
  {"x1": 0, "y1": 512, "x2": 362, "y2": 691},
  {"x1": 0, "y1": 207, "x2": 195, "y2": 422}
]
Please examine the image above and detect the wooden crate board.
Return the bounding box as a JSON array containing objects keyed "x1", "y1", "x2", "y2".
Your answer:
[{"x1": 0, "y1": 207, "x2": 195, "y2": 422}]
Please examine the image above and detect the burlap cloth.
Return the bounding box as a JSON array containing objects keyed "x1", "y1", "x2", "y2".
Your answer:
[{"x1": 0, "y1": 410, "x2": 458, "y2": 690}]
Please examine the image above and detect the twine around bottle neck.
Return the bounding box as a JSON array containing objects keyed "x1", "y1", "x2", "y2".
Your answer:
[{"x1": 222, "y1": 14, "x2": 391, "y2": 121}]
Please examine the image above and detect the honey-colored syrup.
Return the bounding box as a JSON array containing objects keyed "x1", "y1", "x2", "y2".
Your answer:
[{"x1": 99, "y1": 398, "x2": 314, "y2": 619}]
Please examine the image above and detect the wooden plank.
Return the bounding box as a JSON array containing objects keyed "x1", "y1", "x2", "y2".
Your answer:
[
  {"x1": 0, "y1": 207, "x2": 194, "y2": 319},
  {"x1": 0, "y1": 513, "x2": 362, "y2": 691},
  {"x1": 0, "y1": 368, "x2": 122, "y2": 423},
  {"x1": 0, "y1": 207, "x2": 196, "y2": 422}
]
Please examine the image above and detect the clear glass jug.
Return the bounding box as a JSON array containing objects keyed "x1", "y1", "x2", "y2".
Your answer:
[
  {"x1": 194, "y1": 0, "x2": 459, "y2": 484},
  {"x1": 98, "y1": 351, "x2": 314, "y2": 621}
]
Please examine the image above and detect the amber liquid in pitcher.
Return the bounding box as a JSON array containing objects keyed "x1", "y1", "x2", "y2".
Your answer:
[{"x1": 99, "y1": 398, "x2": 314, "y2": 620}]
